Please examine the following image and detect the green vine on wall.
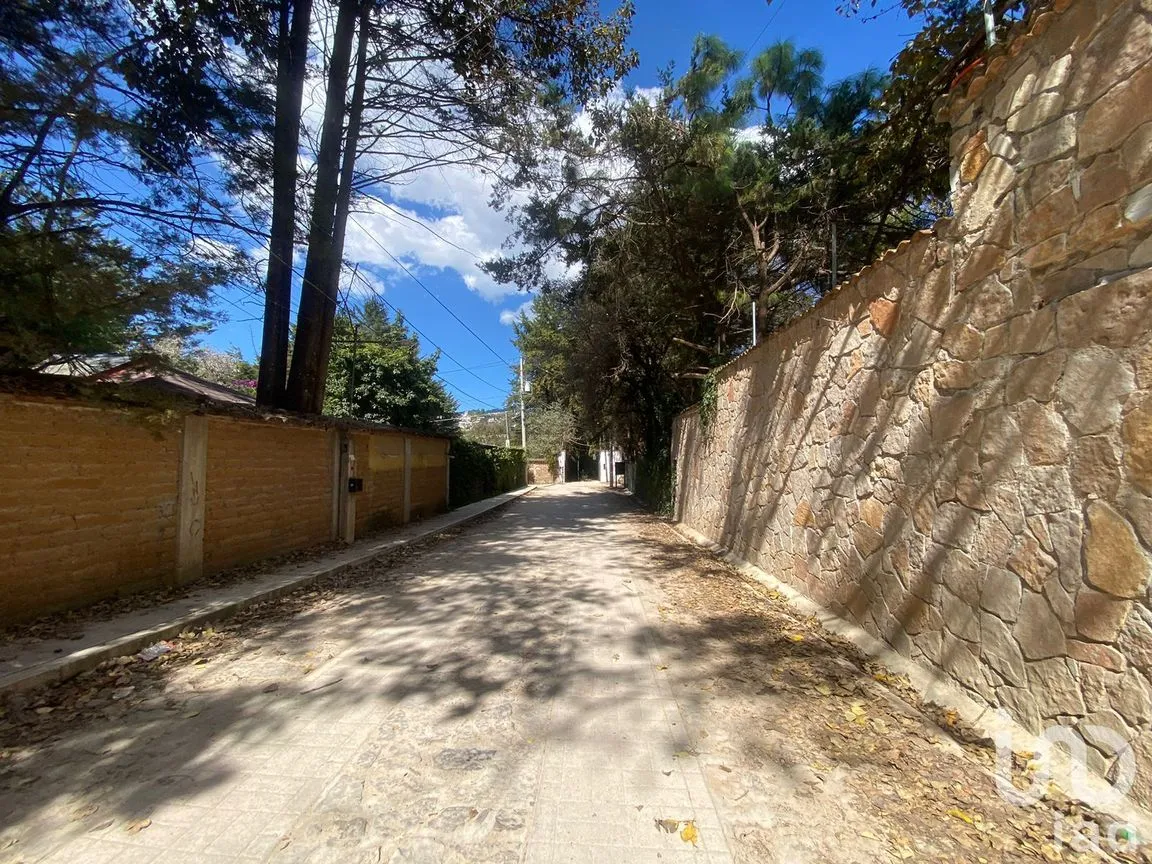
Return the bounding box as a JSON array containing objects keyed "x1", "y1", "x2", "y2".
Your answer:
[{"x1": 698, "y1": 369, "x2": 718, "y2": 435}]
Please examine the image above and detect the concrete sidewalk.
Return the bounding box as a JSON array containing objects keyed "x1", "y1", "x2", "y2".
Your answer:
[{"x1": 0, "y1": 487, "x2": 534, "y2": 694}]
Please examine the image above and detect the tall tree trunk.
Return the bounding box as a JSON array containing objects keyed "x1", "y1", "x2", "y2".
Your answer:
[
  {"x1": 312, "y1": 2, "x2": 371, "y2": 411},
  {"x1": 285, "y1": 0, "x2": 360, "y2": 414},
  {"x1": 256, "y1": 0, "x2": 314, "y2": 408}
]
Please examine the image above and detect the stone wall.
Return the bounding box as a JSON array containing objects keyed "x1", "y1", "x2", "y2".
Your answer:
[
  {"x1": 0, "y1": 392, "x2": 450, "y2": 624},
  {"x1": 673, "y1": 0, "x2": 1152, "y2": 800}
]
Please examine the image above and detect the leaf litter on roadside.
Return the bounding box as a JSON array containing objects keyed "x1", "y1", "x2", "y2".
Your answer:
[
  {"x1": 629, "y1": 517, "x2": 1136, "y2": 864},
  {"x1": 654, "y1": 818, "x2": 699, "y2": 846}
]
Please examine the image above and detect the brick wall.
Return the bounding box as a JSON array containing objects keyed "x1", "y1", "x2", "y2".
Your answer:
[
  {"x1": 409, "y1": 436, "x2": 448, "y2": 520},
  {"x1": 528, "y1": 459, "x2": 556, "y2": 485},
  {"x1": 0, "y1": 396, "x2": 180, "y2": 621},
  {"x1": 673, "y1": 0, "x2": 1152, "y2": 801},
  {"x1": 356, "y1": 431, "x2": 405, "y2": 533},
  {"x1": 203, "y1": 419, "x2": 335, "y2": 572},
  {"x1": 0, "y1": 394, "x2": 451, "y2": 624}
]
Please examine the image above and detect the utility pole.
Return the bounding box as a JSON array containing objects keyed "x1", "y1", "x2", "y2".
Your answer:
[
  {"x1": 519, "y1": 357, "x2": 528, "y2": 451},
  {"x1": 751, "y1": 301, "x2": 758, "y2": 347},
  {"x1": 504, "y1": 409, "x2": 510, "y2": 448}
]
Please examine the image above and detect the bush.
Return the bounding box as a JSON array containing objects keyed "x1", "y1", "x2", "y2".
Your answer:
[
  {"x1": 631, "y1": 450, "x2": 673, "y2": 516},
  {"x1": 449, "y1": 439, "x2": 526, "y2": 508}
]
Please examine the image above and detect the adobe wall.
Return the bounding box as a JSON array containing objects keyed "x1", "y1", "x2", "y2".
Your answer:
[
  {"x1": 202, "y1": 419, "x2": 336, "y2": 572},
  {"x1": 408, "y1": 436, "x2": 449, "y2": 520},
  {"x1": 0, "y1": 398, "x2": 179, "y2": 621},
  {"x1": 673, "y1": 0, "x2": 1152, "y2": 799},
  {"x1": 355, "y1": 431, "x2": 405, "y2": 534},
  {"x1": 0, "y1": 392, "x2": 450, "y2": 624}
]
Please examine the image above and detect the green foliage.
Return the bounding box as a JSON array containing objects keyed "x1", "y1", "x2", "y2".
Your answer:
[
  {"x1": 698, "y1": 371, "x2": 718, "y2": 436},
  {"x1": 495, "y1": 35, "x2": 909, "y2": 457},
  {"x1": 323, "y1": 298, "x2": 459, "y2": 434},
  {"x1": 837, "y1": 0, "x2": 1032, "y2": 235},
  {"x1": 448, "y1": 439, "x2": 525, "y2": 508},
  {"x1": 266, "y1": 0, "x2": 638, "y2": 411},
  {"x1": 458, "y1": 381, "x2": 576, "y2": 462},
  {"x1": 0, "y1": 215, "x2": 223, "y2": 370},
  {"x1": 524, "y1": 401, "x2": 576, "y2": 461},
  {"x1": 631, "y1": 450, "x2": 674, "y2": 516},
  {"x1": 0, "y1": 0, "x2": 269, "y2": 371},
  {"x1": 491, "y1": 7, "x2": 994, "y2": 459},
  {"x1": 460, "y1": 411, "x2": 511, "y2": 448}
]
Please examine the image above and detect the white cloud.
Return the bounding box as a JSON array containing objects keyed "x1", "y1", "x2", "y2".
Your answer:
[
  {"x1": 290, "y1": 12, "x2": 651, "y2": 307},
  {"x1": 341, "y1": 171, "x2": 517, "y2": 301},
  {"x1": 499, "y1": 298, "x2": 535, "y2": 326},
  {"x1": 735, "y1": 125, "x2": 773, "y2": 144}
]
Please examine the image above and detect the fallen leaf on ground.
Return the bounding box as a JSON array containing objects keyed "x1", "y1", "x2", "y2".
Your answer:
[
  {"x1": 125, "y1": 818, "x2": 151, "y2": 834},
  {"x1": 947, "y1": 808, "x2": 979, "y2": 826},
  {"x1": 70, "y1": 803, "x2": 98, "y2": 821},
  {"x1": 655, "y1": 818, "x2": 679, "y2": 834},
  {"x1": 680, "y1": 821, "x2": 699, "y2": 846}
]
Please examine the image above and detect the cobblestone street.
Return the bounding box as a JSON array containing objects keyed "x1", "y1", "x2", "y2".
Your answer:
[{"x1": 0, "y1": 485, "x2": 1114, "y2": 863}]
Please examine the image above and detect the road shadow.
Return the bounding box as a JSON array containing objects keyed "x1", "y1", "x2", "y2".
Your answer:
[{"x1": 0, "y1": 484, "x2": 655, "y2": 846}]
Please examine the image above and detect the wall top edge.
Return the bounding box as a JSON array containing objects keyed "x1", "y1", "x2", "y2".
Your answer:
[
  {"x1": 692, "y1": 222, "x2": 942, "y2": 391},
  {"x1": 933, "y1": 0, "x2": 1070, "y2": 122},
  {"x1": 0, "y1": 376, "x2": 453, "y2": 441}
]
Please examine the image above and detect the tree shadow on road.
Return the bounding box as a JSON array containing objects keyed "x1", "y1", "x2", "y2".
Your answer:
[
  {"x1": 616, "y1": 506, "x2": 1073, "y2": 863},
  {"x1": 0, "y1": 484, "x2": 650, "y2": 852}
]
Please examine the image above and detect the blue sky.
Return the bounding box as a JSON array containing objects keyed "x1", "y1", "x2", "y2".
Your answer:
[{"x1": 202, "y1": 0, "x2": 921, "y2": 412}]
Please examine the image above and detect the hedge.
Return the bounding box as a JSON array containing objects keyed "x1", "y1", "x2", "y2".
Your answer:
[
  {"x1": 630, "y1": 450, "x2": 674, "y2": 516},
  {"x1": 449, "y1": 439, "x2": 526, "y2": 508}
]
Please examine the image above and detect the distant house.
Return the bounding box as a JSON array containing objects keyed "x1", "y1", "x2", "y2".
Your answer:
[{"x1": 90, "y1": 357, "x2": 256, "y2": 407}]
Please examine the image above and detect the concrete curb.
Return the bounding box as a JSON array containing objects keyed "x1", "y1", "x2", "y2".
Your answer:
[
  {"x1": 670, "y1": 521, "x2": 1152, "y2": 840},
  {"x1": 0, "y1": 486, "x2": 535, "y2": 695}
]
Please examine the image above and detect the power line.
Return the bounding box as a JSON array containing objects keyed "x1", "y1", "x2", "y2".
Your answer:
[
  {"x1": 74, "y1": 29, "x2": 512, "y2": 408},
  {"x1": 347, "y1": 212, "x2": 515, "y2": 366},
  {"x1": 91, "y1": 159, "x2": 510, "y2": 410},
  {"x1": 357, "y1": 192, "x2": 482, "y2": 260},
  {"x1": 341, "y1": 276, "x2": 507, "y2": 410},
  {"x1": 112, "y1": 138, "x2": 501, "y2": 401},
  {"x1": 439, "y1": 359, "x2": 509, "y2": 374},
  {"x1": 747, "y1": 0, "x2": 788, "y2": 57},
  {"x1": 340, "y1": 308, "x2": 504, "y2": 410}
]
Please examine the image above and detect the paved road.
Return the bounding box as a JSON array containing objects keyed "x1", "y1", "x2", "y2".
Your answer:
[
  {"x1": 0, "y1": 484, "x2": 1064, "y2": 863},
  {"x1": 0, "y1": 484, "x2": 738, "y2": 863}
]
